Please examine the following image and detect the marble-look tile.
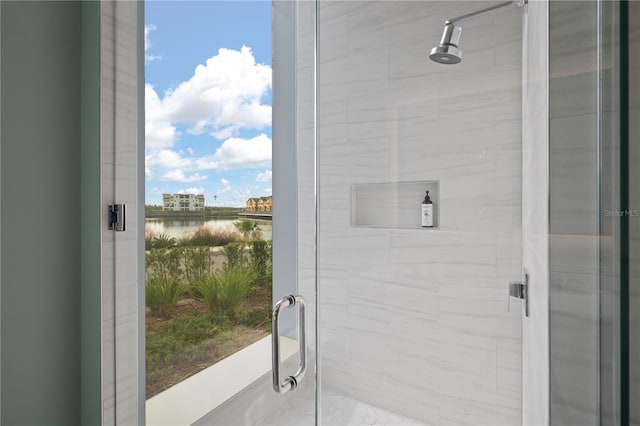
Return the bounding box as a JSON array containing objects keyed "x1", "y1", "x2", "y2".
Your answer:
[
  {"x1": 347, "y1": 1, "x2": 438, "y2": 56},
  {"x1": 497, "y1": 231, "x2": 524, "y2": 279},
  {"x1": 547, "y1": 52, "x2": 600, "y2": 422},
  {"x1": 317, "y1": 1, "x2": 525, "y2": 424},
  {"x1": 549, "y1": 1, "x2": 598, "y2": 119},
  {"x1": 319, "y1": 391, "x2": 426, "y2": 426},
  {"x1": 320, "y1": 13, "x2": 348, "y2": 62},
  {"x1": 549, "y1": 114, "x2": 598, "y2": 236},
  {"x1": 497, "y1": 339, "x2": 523, "y2": 397},
  {"x1": 548, "y1": 234, "x2": 599, "y2": 276},
  {"x1": 439, "y1": 296, "x2": 521, "y2": 341},
  {"x1": 322, "y1": 361, "x2": 441, "y2": 425},
  {"x1": 549, "y1": 72, "x2": 597, "y2": 119},
  {"x1": 319, "y1": 48, "x2": 389, "y2": 104},
  {"x1": 438, "y1": 373, "x2": 522, "y2": 425},
  {"x1": 549, "y1": 272, "x2": 599, "y2": 426}
]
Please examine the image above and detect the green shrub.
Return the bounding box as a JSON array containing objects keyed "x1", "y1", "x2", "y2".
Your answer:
[
  {"x1": 145, "y1": 235, "x2": 154, "y2": 251},
  {"x1": 185, "y1": 227, "x2": 239, "y2": 247},
  {"x1": 250, "y1": 240, "x2": 271, "y2": 280},
  {"x1": 235, "y1": 305, "x2": 272, "y2": 328},
  {"x1": 176, "y1": 235, "x2": 192, "y2": 247},
  {"x1": 233, "y1": 219, "x2": 256, "y2": 240},
  {"x1": 197, "y1": 267, "x2": 256, "y2": 313},
  {"x1": 221, "y1": 242, "x2": 246, "y2": 268},
  {"x1": 146, "y1": 248, "x2": 183, "y2": 283},
  {"x1": 163, "y1": 316, "x2": 221, "y2": 344},
  {"x1": 183, "y1": 246, "x2": 214, "y2": 283},
  {"x1": 146, "y1": 276, "x2": 186, "y2": 317},
  {"x1": 152, "y1": 234, "x2": 177, "y2": 249}
]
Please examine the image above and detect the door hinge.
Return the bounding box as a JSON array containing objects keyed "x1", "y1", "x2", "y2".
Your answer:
[{"x1": 109, "y1": 204, "x2": 126, "y2": 231}]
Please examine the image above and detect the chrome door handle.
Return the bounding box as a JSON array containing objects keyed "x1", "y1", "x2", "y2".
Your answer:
[{"x1": 272, "y1": 295, "x2": 307, "y2": 393}]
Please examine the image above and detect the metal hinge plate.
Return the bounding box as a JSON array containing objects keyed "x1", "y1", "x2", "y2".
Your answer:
[{"x1": 109, "y1": 204, "x2": 126, "y2": 231}]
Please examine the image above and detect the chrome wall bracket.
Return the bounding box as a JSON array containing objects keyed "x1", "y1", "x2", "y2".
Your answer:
[
  {"x1": 445, "y1": 0, "x2": 527, "y2": 25},
  {"x1": 272, "y1": 294, "x2": 306, "y2": 393},
  {"x1": 508, "y1": 269, "x2": 529, "y2": 317}
]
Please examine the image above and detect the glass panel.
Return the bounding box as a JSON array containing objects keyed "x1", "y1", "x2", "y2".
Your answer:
[
  {"x1": 599, "y1": 1, "x2": 622, "y2": 425},
  {"x1": 317, "y1": 2, "x2": 525, "y2": 424},
  {"x1": 143, "y1": 1, "x2": 316, "y2": 424},
  {"x1": 548, "y1": 1, "x2": 601, "y2": 424},
  {"x1": 628, "y1": 2, "x2": 640, "y2": 423}
]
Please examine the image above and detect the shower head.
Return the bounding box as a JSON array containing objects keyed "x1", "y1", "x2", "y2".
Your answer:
[
  {"x1": 429, "y1": 23, "x2": 463, "y2": 64},
  {"x1": 429, "y1": 1, "x2": 527, "y2": 65}
]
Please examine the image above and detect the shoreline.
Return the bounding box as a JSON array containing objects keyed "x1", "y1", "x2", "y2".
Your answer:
[{"x1": 145, "y1": 211, "x2": 272, "y2": 221}]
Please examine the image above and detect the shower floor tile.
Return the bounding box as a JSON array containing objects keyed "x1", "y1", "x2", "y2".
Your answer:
[
  {"x1": 321, "y1": 392, "x2": 426, "y2": 425},
  {"x1": 259, "y1": 390, "x2": 426, "y2": 426}
]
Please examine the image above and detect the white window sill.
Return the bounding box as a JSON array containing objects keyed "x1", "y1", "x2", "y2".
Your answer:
[{"x1": 146, "y1": 335, "x2": 298, "y2": 426}]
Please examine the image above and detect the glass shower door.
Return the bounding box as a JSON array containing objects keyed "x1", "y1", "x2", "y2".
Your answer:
[
  {"x1": 315, "y1": 2, "x2": 527, "y2": 424},
  {"x1": 143, "y1": 1, "x2": 318, "y2": 424}
]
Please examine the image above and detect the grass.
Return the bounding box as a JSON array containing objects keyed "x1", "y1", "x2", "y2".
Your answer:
[
  {"x1": 220, "y1": 242, "x2": 245, "y2": 268},
  {"x1": 146, "y1": 283, "x2": 272, "y2": 398},
  {"x1": 152, "y1": 234, "x2": 177, "y2": 249},
  {"x1": 196, "y1": 266, "x2": 257, "y2": 314},
  {"x1": 144, "y1": 232, "x2": 273, "y2": 398},
  {"x1": 250, "y1": 240, "x2": 271, "y2": 279},
  {"x1": 183, "y1": 227, "x2": 239, "y2": 247},
  {"x1": 146, "y1": 277, "x2": 186, "y2": 317}
]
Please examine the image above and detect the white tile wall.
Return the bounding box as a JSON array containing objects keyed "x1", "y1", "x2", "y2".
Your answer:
[{"x1": 317, "y1": 2, "x2": 524, "y2": 424}]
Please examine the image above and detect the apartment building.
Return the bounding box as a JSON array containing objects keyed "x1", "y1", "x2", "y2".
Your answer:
[{"x1": 162, "y1": 193, "x2": 205, "y2": 211}]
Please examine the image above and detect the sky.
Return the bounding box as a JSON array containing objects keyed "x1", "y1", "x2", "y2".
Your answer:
[{"x1": 145, "y1": 1, "x2": 272, "y2": 207}]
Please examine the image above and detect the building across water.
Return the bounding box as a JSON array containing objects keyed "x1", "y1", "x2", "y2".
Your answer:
[
  {"x1": 162, "y1": 193, "x2": 205, "y2": 212},
  {"x1": 245, "y1": 196, "x2": 272, "y2": 212}
]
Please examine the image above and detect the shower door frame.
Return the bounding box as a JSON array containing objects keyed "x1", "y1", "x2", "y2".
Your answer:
[
  {"x1": 100, "y1": 1, "x2": 318, "y2": 424},
  {"x1": 99, "y1": 1, "x2": 145, "y2": 424}
]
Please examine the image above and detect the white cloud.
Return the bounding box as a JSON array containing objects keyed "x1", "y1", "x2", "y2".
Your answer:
[
  {"x1": 145, "y1": 85, "x2": 178, "y2": 149},
  {"x1": 144, "y1": 25, "x2": 161, "y2": 63},
  {"x1": 220, "y1": 178, "x2": 232, "y2": 193},
  {"x1": 256, "y1": 170, "x2": 272, "y2": 182},
  {"x1": 147, "y1": 149, "x2": 193, "y2": 169},
  {"x1": 177, "y1": 187, "x2": 204, "y2": 195},
  {"x1": 264, "y1": 187, "x2": 272, "y2": 195},
  {"x1": 161, "y1": 169, "x2": 207, "y2": 182},
  {"x1": 152, "y1": 46, "x2": 271, "y2": 139},
  {"x1": 196, "y1": 134, "x2": 271, "y2": 170},
  {"x1": 144, "y1": 45, "x2": 272, "y2": 182}
]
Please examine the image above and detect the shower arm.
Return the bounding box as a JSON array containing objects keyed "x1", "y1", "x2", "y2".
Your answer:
[{"x1": 445, "y1": 0, "x2": 527, "y2": 25}]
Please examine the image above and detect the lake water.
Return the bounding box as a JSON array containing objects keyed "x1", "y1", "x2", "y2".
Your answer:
[{"x1": 145, "y1": 217, "x2": 273, "y2": 241}]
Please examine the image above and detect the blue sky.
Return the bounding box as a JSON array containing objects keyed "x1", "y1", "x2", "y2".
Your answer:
[{"x1": 145, "y1": 1, "x2": 272, "y2": 207}]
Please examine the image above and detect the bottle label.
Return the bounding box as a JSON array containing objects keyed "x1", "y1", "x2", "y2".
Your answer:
[{"x1": 422, "y1": 204, "x2": 433, "y2": 227}]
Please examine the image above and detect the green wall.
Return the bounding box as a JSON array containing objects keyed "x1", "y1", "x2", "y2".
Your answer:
[
  {"x1": 80, "y1": 2, "x2": 101, "y2": 425},
  {"x1": 1, "y1": 2, "x2": 101, "y2": 424}
]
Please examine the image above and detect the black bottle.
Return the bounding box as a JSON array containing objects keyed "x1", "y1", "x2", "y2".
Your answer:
[{"x1": 421, "y1": 191, "x2": 433, "y2": 227}]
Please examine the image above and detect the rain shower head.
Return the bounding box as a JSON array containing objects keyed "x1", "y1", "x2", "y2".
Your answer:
[
  {"x1": 429, "y1": 1, "x2": 527, "y2": 65},
  {"x1": 429, "y1": 23, "x2": 462, "y2": 64}
]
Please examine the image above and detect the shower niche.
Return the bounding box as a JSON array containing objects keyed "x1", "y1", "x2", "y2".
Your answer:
[{"x1": 351, "y1": 180, "x2": 439, "y2": 229}]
